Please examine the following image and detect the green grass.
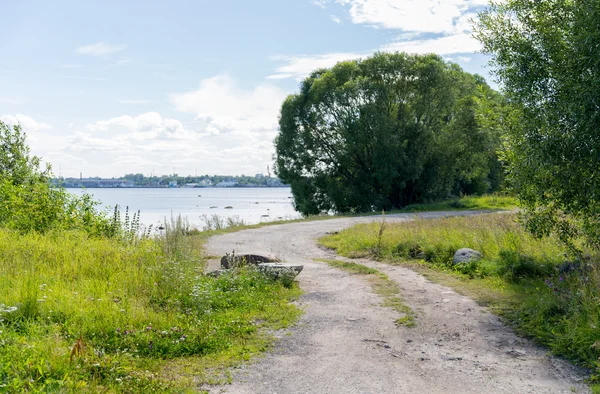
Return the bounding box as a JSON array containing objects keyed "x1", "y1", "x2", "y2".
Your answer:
[
  {"x1": 315, "y1": 259, "x2": 415, "y2": 327},
  {"x1": 321, "y1": 213, "x2": 563, "y2": 274},
  {"x1": 399, "y1": 194, "x2": 517, "y2": 212},
  {"x1": 0, "y1": 228, "x2": 301, "y2": 392},
  {"x1": 320, "y1": 213, "x2": 600, "y2": 384}
]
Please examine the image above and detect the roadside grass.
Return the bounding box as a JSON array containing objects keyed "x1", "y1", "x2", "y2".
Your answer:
[
  {"x1": 399, "y1": 194, "x2": 517, "y2": 213},
  {"x1": 0, "y1": 223, "x2": 301, "y2": 392},
  {"x1": 319, "y1": 213, "x2": 600, "y2": 384},
  {"x1": 315, "y1": 259, "x2": 415, "y2": 327}
]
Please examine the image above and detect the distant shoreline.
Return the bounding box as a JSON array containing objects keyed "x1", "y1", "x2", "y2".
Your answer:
[{"x1": 63, "y1": 185, "x2": 290, "y2": 189}]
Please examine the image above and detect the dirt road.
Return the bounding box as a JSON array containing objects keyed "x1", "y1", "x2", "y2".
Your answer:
[{"x1": 205, "y1": 212, "x2": 589, "y2": 394}]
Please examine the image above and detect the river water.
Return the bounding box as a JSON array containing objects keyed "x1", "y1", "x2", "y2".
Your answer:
[{"x1": 69, "y1": 187, "x2": 301, "y2": 228}]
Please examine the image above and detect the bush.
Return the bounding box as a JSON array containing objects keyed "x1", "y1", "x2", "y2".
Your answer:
[
  {"x1": 497, "y1": 250, "x2": 552, "y2": 281},
  {"x1": 0, "y1": 120, "x2": 113, "y2": 235}
]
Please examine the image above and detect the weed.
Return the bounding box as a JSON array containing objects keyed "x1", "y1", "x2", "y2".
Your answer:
[{"x1": 200, "y1": 214, "x2": 246, "y2": 232}]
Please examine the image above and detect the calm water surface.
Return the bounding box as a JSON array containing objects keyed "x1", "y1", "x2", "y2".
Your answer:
[{"x1": 69, "y1": 188, "x2": 301, "y2": 227}]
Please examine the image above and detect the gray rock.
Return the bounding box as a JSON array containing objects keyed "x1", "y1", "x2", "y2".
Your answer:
[
  {"x1": 220, "y1": 253, "x2": 279, "y2": 269},
  {"x1": 452, "y1": 248, "x2": 482, "y2": 265},
  {"x1": 258, "y1": 263, "x2": 303, "y2": 275}
]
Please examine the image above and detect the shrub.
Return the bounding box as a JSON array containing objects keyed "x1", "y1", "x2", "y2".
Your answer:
[
  {"x1": 0, "y1": 120, "x2": 113, "y2": 236},
  {"x1": 497, "y1": 250, "x2": 552, "y2": 281}
]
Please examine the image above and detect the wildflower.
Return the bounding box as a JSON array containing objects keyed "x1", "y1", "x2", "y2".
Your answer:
[{"x1": 559, "y1": 276, "x2": 564, "y2": 282}]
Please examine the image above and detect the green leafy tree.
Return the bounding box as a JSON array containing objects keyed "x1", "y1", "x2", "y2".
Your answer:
[
  {"x1": 0, "y1": 120, "x2": 113, "y2": 234},
  {"x1": 475, "y1": 0, "x2": 600, "y2": 251},
  {"x1": 0, "y1": 121, "x2": 50, "y2": 185},
  {"x1": 274, "y1": 52, "x2": 504, "y2": 215}
]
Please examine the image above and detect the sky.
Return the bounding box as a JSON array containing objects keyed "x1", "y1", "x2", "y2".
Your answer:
[{"x1": 0, "y1": 0, "x2": 496, "y2": 178}]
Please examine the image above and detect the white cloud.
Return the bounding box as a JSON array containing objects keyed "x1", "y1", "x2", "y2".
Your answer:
[
  {"x1": 271, "y1": 0, "x2": 487, "y2": 81},
  {"x1": 268, "y1": 34, "x2": 482, "y2": 81},
  {"x1": 86, "y1": 112, "x2": 192, "y2": 141},
  {"x1": 27, "y1": 76, "x2": 294, "y2": 177},
  {"x1": 1, "y1": 93, "x2": 284, "y2": 177},
  {"x1": 381, "y1": 32, "x2": 481, "y2": 55},
  {"x1": 268, "y1": 52, "x2": 365, "y2": 80},
  {"x1": 335, "y1": 0, "x2": 486, "y2": 34},
  {"x1": 1, "y1": 114, "x2": 52, "y2": 132},
  {"x1": 456, "y1": 56, "x2": 473, "y2": 63},
  {"x1": 330, "y1": 15, "x2": 342, "y2": 23},
  {"x1": 312, "y1": 0, "x2": 327, "y2": 8},
  {"x1": 170, "y1": 74, "x2": 287, "y2": 134},
  {"x1": 62, "y1": 110, "x2": 281, "y2": 177},
  {"x1": 77, "y1": 42, "x2": 126, "y2": 56}
]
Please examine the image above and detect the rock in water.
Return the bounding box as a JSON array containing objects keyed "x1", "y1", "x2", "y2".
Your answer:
[{"x1": 452, "y1": 248, "x2": 482, "y2": 265}]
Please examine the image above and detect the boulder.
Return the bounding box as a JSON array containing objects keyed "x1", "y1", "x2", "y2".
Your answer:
[
  {"x1": 220, "y1": 253, "x2": 279, "y2": 269},
  {"x1": 258, "y1": 263, "x2": 303, "y2": 275},
  {"x1": 452, "y1": 248, "x2": 482, "y2": 265}
]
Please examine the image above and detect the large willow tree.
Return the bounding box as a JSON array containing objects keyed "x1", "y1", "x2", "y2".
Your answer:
[{"x1": 274, "y1": 52, "x2": 504, "y2": 215}]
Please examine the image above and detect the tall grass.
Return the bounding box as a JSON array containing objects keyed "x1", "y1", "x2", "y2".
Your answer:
[
  {"x1": 0, "y1": 219, "x2": 301, "y2": 392},
  {"x1": 200, "y1": 214, "x2": 246, "y2": 232},
  {"x1": 322, "y1": 213, "x2": 564, "y2": 277},
  {"x1": 321, "y1": 213, "x2": 600, "y2": 379}
]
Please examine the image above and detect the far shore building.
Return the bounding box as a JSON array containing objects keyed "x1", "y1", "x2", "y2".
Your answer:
[
  {"x1": 215, "y1": 180, "x2": 238, "y2": 188},
  {"x1": 61, "y1": 178, "x2": 134, "y2": 188}
]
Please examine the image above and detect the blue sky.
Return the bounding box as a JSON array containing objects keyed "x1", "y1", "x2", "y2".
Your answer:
[{"x1": 1, "y1": 0, "x2": 495, "y2": 178}]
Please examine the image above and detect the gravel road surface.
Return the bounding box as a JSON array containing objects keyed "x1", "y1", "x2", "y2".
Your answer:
[{"x1": 204, "y1": 211, "x2": 589, "y2": 394}]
